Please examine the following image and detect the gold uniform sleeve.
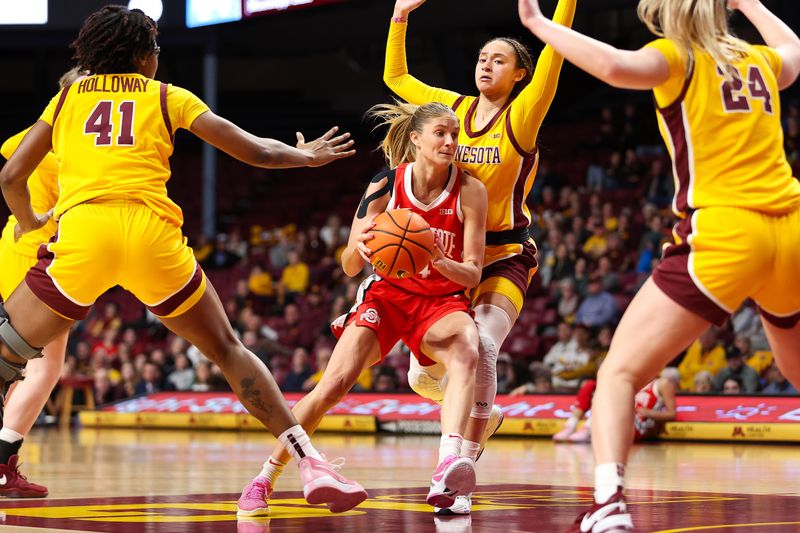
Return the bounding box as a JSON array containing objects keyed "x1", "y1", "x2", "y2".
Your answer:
[
  {"x1": 645, "y1": 38, "x2": 688, "y2": 108},
  {"x1": 510, "y1": 0, "x2": 577, "y2": 153},
  {"x1": 753, "y1": 45, "x2": 783, "y2": 80},
  {"x1": 168, "y1": 85, "x2": 211, "y2": 131},
  {"x1": 383, "y1": 21, "x2": 461, "y2": 107},
  {"x1": 38, "y1": 90, "x2": 63, "y2": 127}
]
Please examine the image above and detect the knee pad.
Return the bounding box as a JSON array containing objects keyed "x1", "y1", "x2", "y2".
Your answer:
[
  {"x1": 470, "y1": 334, "x2": 498, "y2": 419},
  {"x1": 408, "y1": 357, "x2": 446, "y2": 404},
  {"x1": 0, "y1": 304, "x2": 39, "y2": 383}
]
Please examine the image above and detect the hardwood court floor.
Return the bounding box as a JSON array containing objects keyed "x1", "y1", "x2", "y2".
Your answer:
[{"x1": 0, "y1": 428, "x2": 797, "y2": 532}]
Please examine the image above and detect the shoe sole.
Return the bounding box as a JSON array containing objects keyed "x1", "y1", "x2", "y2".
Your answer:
[
  {"x1": 475, "y1": 410, "x2": 505, "y2": 462},
  {"x1": 303, "y1": 477, "x2": 368, "y2": 513},
  {"x1": 236, "y1": 506, "x2": 270, "y2": 518},
  {"x1": 426, "y1": 460, "x2": 476, "y2": 508},
  {"x1": 0, "y1": 489, "x2": 48, "y2": 498}
]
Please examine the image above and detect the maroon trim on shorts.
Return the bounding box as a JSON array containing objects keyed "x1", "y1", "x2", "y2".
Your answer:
[
  {"x1": 758, "y1": 307, "x2": 800, "y2": 329},
  {"x1": 25, "y1": 233, "x2": 91, "y2": 321},
  {"x1": 480, "y1": 241, "x2": 538, "y2": 297},
  {"x1": 52, "y1": 85, "x2": 72, "y2": 125},
  {"x1": 451, "y1": 95, "x2": 466, "y2": 112},
  {"x1": 512, "y1": 154, "x2": 538, "y2": 230},
  {"x1": 652, "y1": 220, "x2": 729, "y2": 326},
  {"x1": 160, "y1": 83, "x2": 173, "y2": 138},
  {"x1": 505, "y1": 110, "x2": 537, "y2": 159},
  {"x1": 656, "y1": 57, "x2": 694, "y2": 213},
  {"x1": 147, "y1": 263, "x2": 203, "y2": 317},
  {"x1": 464, "y1": 97, "x2": 512, "y2": 138}
]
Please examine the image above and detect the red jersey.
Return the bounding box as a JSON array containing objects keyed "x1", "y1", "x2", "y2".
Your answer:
[
  {"x1": 383, "y1": 162, "x2": 465, "y2": 297},
  {"x1": 633, "y1": 379, "x2": 664, "y2": 439}
]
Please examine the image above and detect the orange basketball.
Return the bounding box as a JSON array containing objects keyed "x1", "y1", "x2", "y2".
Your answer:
[{"x1": 367, "y1": 209, "x2": 435, "y2": 279}]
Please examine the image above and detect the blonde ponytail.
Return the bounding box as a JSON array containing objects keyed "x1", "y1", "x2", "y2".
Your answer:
[
  {"x1": 367, "y1": 101, "x2": 457, "y2": 168},
  {"x1": 638, "y1": 0, "x2": 748, "y2": 80}
]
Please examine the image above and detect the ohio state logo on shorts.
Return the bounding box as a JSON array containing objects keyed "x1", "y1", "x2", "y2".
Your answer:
[{"x1": 360, "y1": 308, "x2": 380, "y2": 324}]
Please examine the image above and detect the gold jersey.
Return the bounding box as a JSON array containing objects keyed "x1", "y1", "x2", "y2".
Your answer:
[
  {"x1": 0, "y1": 128, "x2": 60, "y2": 257},
  {"x1": 39, "y1": 74, "x2": 209, "y2": 226},
  {"x1": 384, "y1": 0, "x2": 576, "y2": 264},
  {"x1": 646, "y1": 39, "x2": 800, "y2": 217}
]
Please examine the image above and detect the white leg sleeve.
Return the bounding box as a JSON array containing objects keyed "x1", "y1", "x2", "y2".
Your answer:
[
  {"x1": 470, "y1": 304, "x2": 513, "y2": 419},
  {"x1": 408, "y1": 355, "x2": 447, "y2": 404}
]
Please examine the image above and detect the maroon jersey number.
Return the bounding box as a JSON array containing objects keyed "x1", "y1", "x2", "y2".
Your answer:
[
  {"x1": 720, "y1": 65, "x2": 773, "y2": 114},
  {"x1": 85, "y1": 101, "x2": 136, "y2": 146}
]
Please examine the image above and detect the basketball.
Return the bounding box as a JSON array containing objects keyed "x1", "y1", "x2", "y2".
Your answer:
[{"x1": 367, "y1": 209, "x2": 435, "y2": 279}]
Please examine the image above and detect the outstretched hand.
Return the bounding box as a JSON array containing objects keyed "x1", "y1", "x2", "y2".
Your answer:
[
  {"x1": 296, "y1": 126, "x2": 356, "y2": 167},
  {"x1": 14, "y1": 209, "x2": 52, "y2": 243},
  {"x1": 393, "y1": 0, "x2": 426, "y2": 18},
  {"x1": 518, "y1": 0, "x2": 544, "y2": 27}
]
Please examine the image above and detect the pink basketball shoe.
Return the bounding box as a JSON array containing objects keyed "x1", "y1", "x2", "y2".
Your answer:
[
  {"x1": 426, "y1": 455, "x2": 476, "y2": 508},
  {"x1": 299, "y1": 456, "x2": 368, "y2": 513},
  {"x1": 237, "y1": 476, "x2": 272, "y2": 517}
]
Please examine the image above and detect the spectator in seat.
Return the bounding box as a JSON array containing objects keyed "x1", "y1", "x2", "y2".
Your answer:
[
  {"x1": 556, "y1": 278, "x2": 580, "y2": 324},
  {"x1": 496, "y1": 352, "x2": 517, "y2": 394},
  {"x1": 135, "y1": 362, "x2": 162, "y2": 395},
  {"x1": 714, "y1": 346, "x2": 759, "y2": 394},
  {"x1": 762, "y1": 364, "x2": 799, "y2": 395},
  {"x1": 722, "y1": 376, "x2": 743, "y2": 395},
  {"x1": 248, "y1": 263, "x2": 274, "y2": 299},
  {"x1": 167, "y1": 353, "x2": 195, "y2": 391},
  {"x1": 582, "y1": 218, "x2": 608, "y2": 259},
  {"x1": 88, "y1": 302, "x2": 122, "y2": 338},
  {"x1": 574, "y1": 274, "x2": 618, "y2": 328},
  {"x1": 733, "y1": 333, "x2": 773, "y2": 376},
  {"x1": 692, "y1": 370, "x2": 714, "y2": 394},
  {"x1": 94, "y1": 367, "x2": 124, "y2": 405},
  {"x1": 678, "y1": 327, "x2": 726, "y2": 391},
  {"x1": 283, "y1": 348, "x2": 314, "y2": 393},
  {"x1": 191, "y1": 234, "x2": 213, "y2": 264},
  {"x1": 119, "y1": 362, "x2": 138, "y2": 399},
  {"x1": 373, "y1": 366, "x2": 400, "y2": 393},
  {"x1": 544, "y1": 323, "x2": 591, "y2": 392},
  {"x1": 191, "y1": 361, "x2": 212, "y2": 392},
  {"x1": 510, "y1": 361, "x2": 554, "y2": 395},
  {"x1": 302, "y1": 346, "x2": 333, "y2": 392},
  {"x1": 202, "y1": 234, "x2": 240, "y2": 270},
  {"x1": 280, "y1": 249, "x2": 310, "y2": 300}
]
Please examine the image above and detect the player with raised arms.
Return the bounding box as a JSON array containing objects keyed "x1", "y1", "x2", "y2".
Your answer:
[
  {"x1": 517, "y1": 0, "x2": 800, "y2": 529},
  {"x1": 383, "y1": 0, "x2": 577, "y2": 514},
  {"x1": 237, "y1": 101, "x2": 488, "y2": 516},
  {"x1": 0, "y1": 5, "x2": 366, "y2": 512}
]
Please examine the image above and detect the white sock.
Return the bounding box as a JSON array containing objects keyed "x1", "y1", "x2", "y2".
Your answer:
[
  {"x1": 595, "y1": 462, "x2": 625, "y2": 504},
  {"x1": 258, "y1": 456, "x2": 287, "y2": 484},
  {"x1": 0, "y1": 428, "x2": 24, "y2": 443},
  {"x1": 277, "y1": 425, "x2": 323, "y2": 463},
  {"x1": 460, "y1": 439, "x2": 481, "y2": 461},
  {"x1": 439, "y1": 433, "x2": 463, "y2": 463}
]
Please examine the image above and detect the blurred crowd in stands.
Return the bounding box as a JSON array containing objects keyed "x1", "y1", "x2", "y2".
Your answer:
[{"x1": 55, "y1": 99, "x2": 800, "y2": 408}]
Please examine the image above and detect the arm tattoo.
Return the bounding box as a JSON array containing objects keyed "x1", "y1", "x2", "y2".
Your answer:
[{"x1": 357, "y1": 169, "x2": 394, "y2": 219}]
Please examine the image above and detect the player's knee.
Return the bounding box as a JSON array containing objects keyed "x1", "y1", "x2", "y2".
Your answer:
[
  {"x1": 448, "y1": 336, "x2": 479, "y2": 371},
  {"x1": 315, "y1": 372, "x2": 353, "y2": 406},
  {"x1": 408, "y1": 366, "x2": 445, "y2": 403},
  {"x1": 0, "y1": 305, "x2": 39, "y2": 383}
]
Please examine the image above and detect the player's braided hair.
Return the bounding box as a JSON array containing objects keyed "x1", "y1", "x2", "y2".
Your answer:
[
  {"x1": 483, "y1": 38, "x2": 535, "y2": 100},
  {"x1": 70, "y1": 5, "x2": 158, "y2": 75}
]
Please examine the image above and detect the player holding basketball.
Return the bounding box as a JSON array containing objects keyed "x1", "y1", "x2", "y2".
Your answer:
[
  {"x1": 0, "y1": 68, "x2": 87, "y2": 498},
  {"x1": 237, "y1": 101, "x2": 488, "y2": 516},
  {"x1": 384, "y1": 0, "x2": 576, "y2": 514},
  {"x1": 0, "y1": 5, "x2": 366, "y2": 512},
  {"x1": 518, "y1": 0, "x2": 800, "y2": 530}
]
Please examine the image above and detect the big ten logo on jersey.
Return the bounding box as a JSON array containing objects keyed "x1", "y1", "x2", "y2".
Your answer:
[
  {"x1": 456, "y1": 145, "x2": 501, "y2": 165},
  {"x1": 717, "y1": 65, "x2": 773, "y2": 115},
  {"x1": 431, "y1": 227, "x2": 456, "y2": 258}
]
